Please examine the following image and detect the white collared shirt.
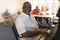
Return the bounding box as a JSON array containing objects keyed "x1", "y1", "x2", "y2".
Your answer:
[{"x1": 15, "y1": 12, "x2": 39, "y2": 36}]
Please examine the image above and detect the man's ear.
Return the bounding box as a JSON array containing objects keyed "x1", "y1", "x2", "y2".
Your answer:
[
  {"x1": 22, "y1": 6, "x2": 25, "y2": 10},
  {"x1": 22, "y1": 7, "x2": 23, "y2": 10}
]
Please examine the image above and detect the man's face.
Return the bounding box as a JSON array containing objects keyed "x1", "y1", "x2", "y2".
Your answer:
[
  {"x1": 36, "y1": 6, "x2": 38, "y2": 9},
  {"x1": 23, "y1": 3, "x2": 31, "y2": 14}
]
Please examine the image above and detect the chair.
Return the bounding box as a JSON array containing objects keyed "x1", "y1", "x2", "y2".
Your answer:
[{"x1": 12, "y1": 24, "x2": 19, "y2": 40}]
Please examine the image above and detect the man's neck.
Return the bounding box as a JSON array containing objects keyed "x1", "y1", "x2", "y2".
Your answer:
[{"x1": 23, "y1": 12, "x2": 31, "y2": 16}]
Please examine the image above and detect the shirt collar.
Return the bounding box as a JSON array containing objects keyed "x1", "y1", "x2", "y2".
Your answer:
[{"x1": 22, "y1": 12, "x2": 31, "y2": 17}]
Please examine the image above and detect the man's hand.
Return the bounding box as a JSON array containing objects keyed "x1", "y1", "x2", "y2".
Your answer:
[
  {"x1": 21, "y1": 30, "x2": 50, "y2": 37},
  {"x1": 38, "y1": 30, "x2": 49, "y2": 35},
  {"x1": 38, "y1": 24, "x2": 54, "y2": 30}
]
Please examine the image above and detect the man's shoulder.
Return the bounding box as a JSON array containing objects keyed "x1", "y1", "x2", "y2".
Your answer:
[
  {"x1": 17, "y1": 13, "x2": 24, "y2": 19},
  {"x1": 33, "y1": 9, "x2": 36, "y2": 11}
]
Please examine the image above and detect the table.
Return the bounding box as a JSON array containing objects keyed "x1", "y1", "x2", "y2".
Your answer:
[
  {"x1": 31, "y1": 14, "x2": 52, "y2": 17},
  {"x1": 31, "y1": 14, "x2": 52, "y2": 25}
]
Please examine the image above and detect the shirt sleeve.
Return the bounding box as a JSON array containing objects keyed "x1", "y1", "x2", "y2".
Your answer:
[
  {"x1": 31, "y1": 16, "x2": 38, "y2": 24},
  {"x1": 31, "y1": 16, "x2": 39, "y2": 28},
  {"x1": 15, "y1": 16, "x2": 26, "y2": 36}
]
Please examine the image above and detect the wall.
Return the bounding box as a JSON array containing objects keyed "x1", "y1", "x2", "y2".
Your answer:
[
  {"x1": 0, "y1": 0, "x2": 25, "y2": 22},
  {"x1": 0, "y1": 0, "x2": 59, "y2": 22}
]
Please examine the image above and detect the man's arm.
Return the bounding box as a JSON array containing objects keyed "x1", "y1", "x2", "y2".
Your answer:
[
  {"x1": 38, "y1": 24, "x2": 53, "y2": 29},
  {"x1": 32, "y1": 16, "x2": 53, "y2": 29},
  {"x1": 21, "y1": 30, "x2": 49, "y2": 37}
]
